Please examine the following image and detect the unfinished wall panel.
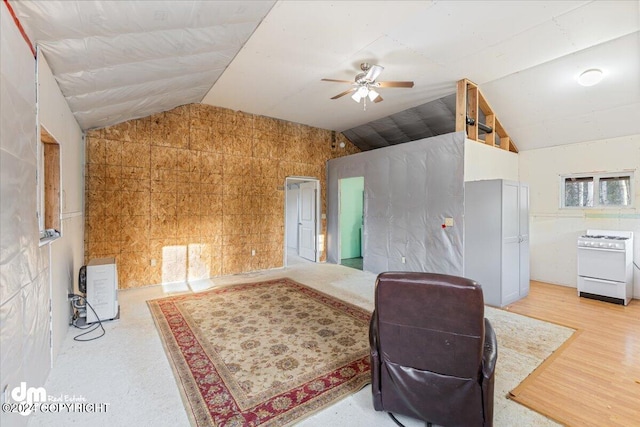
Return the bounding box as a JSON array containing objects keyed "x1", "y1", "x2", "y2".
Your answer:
[
  {"x1": 85, "y1": 104, "x2": 359, "y2": 288},
  {"x1": 21, "y1": 247, "x2": 51, "y2": 387},
  {"x1": 1, "y1": 4, "x2": 52, "y2": 425},
  {"x1": 0, "y1": 292, "x2": 24, "y2": 427},
  {"x1": 326, "y1": 132, "x2": 465, "y2": 276}
]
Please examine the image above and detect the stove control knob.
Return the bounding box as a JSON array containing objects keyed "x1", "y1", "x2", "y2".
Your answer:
[{"x1": 608, "y1": 243, "x2": 614, "y2": 248}]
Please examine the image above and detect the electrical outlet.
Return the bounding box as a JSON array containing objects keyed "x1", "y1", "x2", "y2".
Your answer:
[
  {"x1": 251, "y1": 249, "x2": 256, "y2": 256},
  {"x1": 444, "y1": 217, "x2": 454, "y2": 227},
  {"x1": 401, "y1": 256, "x2": 406, "y2": 264},
  {"x1": 150, "y1": 259, "x2": 157, "y2": 267}
]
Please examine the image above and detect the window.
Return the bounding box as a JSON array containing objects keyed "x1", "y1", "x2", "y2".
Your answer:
[
  {"x1": 561, "y1": 172, "x2": 633, "y2": 208},
  {"x1": 38, "y1": 127, "x2": 61, "y2": 239},
  {"x1": 599, "y1": 176, "x2": 631, "y2": 206}
]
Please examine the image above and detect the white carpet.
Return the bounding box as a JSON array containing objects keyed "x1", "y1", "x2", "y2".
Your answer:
[{"x1": 28, "y1": 257, "x2": 572, "y2": 427}]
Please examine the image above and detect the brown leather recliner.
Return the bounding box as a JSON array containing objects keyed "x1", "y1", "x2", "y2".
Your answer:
[{"x1": 369, "y1": 272, "x2": 497, "y2": 427}]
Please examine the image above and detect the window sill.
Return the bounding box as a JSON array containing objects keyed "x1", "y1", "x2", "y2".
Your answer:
[
  {"x1": 560, "y1": 206, "x2": 636, "y2": 211},
  {"x1": 39, "y1": 236, "x2": 60, "y2": 246},
  {"x1": 39, "y1": 229, "x2": 61, "y2": 246}
]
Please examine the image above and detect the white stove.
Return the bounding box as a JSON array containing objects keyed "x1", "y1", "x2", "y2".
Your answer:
[{"x1": 577, "y1": 229, "x2": 634, "y2": 305}]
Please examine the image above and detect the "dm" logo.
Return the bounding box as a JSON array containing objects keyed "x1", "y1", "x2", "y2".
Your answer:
[{"x1": 10, "y1": 382, "x2": 46, "y2": 415}]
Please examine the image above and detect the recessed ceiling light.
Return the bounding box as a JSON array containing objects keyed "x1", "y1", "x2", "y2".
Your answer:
[{"x1": 578, "y1": 68, "x2": 604, "y2": 87}]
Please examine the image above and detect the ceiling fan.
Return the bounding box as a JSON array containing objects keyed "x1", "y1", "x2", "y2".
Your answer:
[{"x1": 322, "y1": 63, "x2": 414, "y2": 109}]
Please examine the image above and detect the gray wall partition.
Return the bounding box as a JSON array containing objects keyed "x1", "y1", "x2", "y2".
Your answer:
[{"x1": 327, "y1": 131, "x2": 465, "y2": 276}]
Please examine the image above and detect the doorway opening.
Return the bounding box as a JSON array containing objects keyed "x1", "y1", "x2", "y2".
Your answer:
[
  {"x1": 284, "y1": 177, "x2": 320, "y2": 266},
  {"x1": 339, "y1": 177, "x2": 364, "y2": 270}
]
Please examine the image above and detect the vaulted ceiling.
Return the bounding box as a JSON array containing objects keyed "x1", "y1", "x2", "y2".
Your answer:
[{"x1": 11, "y1": 1, "x2": 640, "y2": 152}]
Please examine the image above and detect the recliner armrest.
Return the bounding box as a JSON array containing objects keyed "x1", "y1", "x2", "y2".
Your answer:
[
  {"x1": 369, "y1": 311, "x2": 378, "y2": 350},
  {"x1": 482, "y1": 318, "x2": 497, "y2": 380},
  {"x1": 369, "y1": 311, "x2": 383, "y2": 410}
]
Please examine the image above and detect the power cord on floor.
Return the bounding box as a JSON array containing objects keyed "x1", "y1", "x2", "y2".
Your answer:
[
  {"x1": 388, "y1": 412, "x2": 431, "y2": 427},
  {"x1": 388, "y1": 413, "x2": 405, "y2": 427},
  {"x1": 68, "y1": 294, "x2": 106, "y2": 341}
]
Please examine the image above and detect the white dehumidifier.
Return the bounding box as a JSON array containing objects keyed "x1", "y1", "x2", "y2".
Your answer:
[{"x1": 85, "y1": 257, "x2": 119, "y2": 324}]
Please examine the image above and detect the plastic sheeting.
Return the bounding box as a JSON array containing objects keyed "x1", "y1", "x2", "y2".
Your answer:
[
  {"x1": 327, "y1": 132, "x2": 465, "y2": 276},
  {"x1": 343, "y1": 93, "x2": 457, "y2": 151},
  {"x1": 12, "y1": 1, "x2": 276, "y2": 129},
  {"x1": 1, "y1": 4, "x2": 51, "y2": 423},
  {"x1": 0, "y1": 2, "x2": 38, "y2": 306},
  {"x1": 22, "y1": 248, "x2": 52, "y2": 386},
  {"x1": 0, "y1": 292, "x2": 25, "y2": 427}
]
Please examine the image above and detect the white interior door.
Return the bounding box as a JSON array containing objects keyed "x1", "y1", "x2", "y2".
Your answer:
[
  {"x1": 298, "y1": 182, "x2": 317, "y2": 261},
  {"x1": 286, "y1": 186, "x2": 299, "y2": 251}
]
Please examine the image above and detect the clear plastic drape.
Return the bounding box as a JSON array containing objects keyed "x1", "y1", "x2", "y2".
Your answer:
[
  {"x1": 12, "y1": 1, "x2": 275, "y2": 129},
  {"x1": 1, "y1": 5, "x2": 50, "y2": 426}
]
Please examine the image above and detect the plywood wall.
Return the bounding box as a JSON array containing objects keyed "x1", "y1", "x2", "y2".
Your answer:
[{"x1": 84, "y1": 104, "x2": 358, "y2": 289}]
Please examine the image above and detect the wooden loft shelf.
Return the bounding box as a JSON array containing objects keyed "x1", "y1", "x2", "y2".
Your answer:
[{"x1": 455, "y1": 78, "x2": 518, "y2": 153}]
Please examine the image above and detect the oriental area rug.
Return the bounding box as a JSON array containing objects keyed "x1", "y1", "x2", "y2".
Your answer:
[{"x1": 147, "y1": 278, "x2": 371, "y2": 427}]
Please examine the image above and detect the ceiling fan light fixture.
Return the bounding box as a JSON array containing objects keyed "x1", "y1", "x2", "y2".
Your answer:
[
  {"x1": 352, "y1": 86, "x2": 369, "y2": 103},
  {"x1": 322, "y1": 62, "x2": 414, "y2": 107},
  {"x1": 578, "y1": 68, "x2": 604, "y2": 87}
]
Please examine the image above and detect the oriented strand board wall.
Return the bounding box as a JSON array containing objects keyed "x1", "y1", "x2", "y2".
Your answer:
[{"x1": 84, "y1": 104, "x2": 358, "y2": 289}]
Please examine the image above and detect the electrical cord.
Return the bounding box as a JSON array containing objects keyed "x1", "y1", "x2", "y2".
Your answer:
[
  {"x1": 388, "y1": 413, "x2": 405, "y2": 427},
  {"x1": 68, "y1": 294, "x2": 106, "y2": 341}
]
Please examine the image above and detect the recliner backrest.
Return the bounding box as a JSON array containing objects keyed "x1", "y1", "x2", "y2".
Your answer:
[{"x1": 375, "y1": 272, "x2": 485, "y2": 378}]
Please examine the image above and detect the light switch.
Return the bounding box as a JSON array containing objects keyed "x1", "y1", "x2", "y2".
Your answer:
[{"x1": 444, "y1": 217, "x2": 454, "y2": 227}]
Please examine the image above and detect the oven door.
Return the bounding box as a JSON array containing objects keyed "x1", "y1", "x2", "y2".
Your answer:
[{"x1": 577, "y1": 247, "x2": 627, "y2": 282}]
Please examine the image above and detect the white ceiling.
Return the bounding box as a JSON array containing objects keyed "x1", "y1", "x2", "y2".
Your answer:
[{"x1": 11, "y1": 0, "x2": 640, "y2": 151}]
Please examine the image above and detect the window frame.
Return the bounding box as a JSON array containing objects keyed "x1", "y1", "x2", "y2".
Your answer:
[
  {"x1": 37, "y1": 126, "x2": 62, "y2": 240},
  {"x1": 560, "y1": 171, "x2": 634, "y2": 209}
]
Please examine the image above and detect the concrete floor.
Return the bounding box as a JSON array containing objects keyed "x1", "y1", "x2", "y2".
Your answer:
[{"x1": 27, "y1": 256, "x2": 550, "y2": 427}]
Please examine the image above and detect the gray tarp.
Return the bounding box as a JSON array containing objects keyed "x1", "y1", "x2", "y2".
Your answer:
[{"x1": 327, "y1": 131, "x2": 465, "y2": 276}]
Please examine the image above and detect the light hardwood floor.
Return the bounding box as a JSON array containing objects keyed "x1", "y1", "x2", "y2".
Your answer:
[{"x1": 505, "y1": 281, "x2": 640, "y2": 427}]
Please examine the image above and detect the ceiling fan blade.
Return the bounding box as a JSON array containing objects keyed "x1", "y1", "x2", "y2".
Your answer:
[
  {"x1": 376, "y1": 81, "x2": 414, "y2": 88},
  {"x1": 373, "y1": 94, "x2": 383, "y2": 103},
  {"x1": 330, "y1": 88, "x2": 357, "y2": 99},
  {"x1": 365, "y1": 64, "x2": 384, "y2": 81},
  {"x1": 321, "y1": 78, "x2": 354, "y2": 84}
]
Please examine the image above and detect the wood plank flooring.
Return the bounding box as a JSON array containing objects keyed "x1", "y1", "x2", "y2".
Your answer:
[{"x1": 505, "y1": 281, "x2": 640, "y2": 427}]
